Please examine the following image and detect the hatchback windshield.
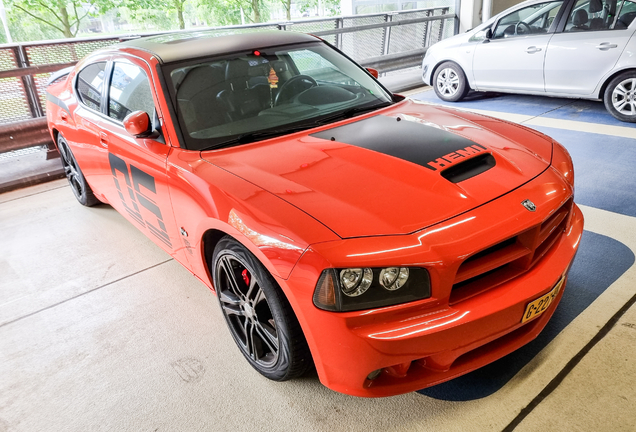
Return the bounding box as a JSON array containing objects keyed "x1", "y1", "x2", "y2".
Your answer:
[{"x1": 163, "y1": 41, "x2": 393, "y2": 150}]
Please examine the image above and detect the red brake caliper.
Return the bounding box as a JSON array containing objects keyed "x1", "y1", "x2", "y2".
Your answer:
[{"x1": 241, "y1": 269, "x2": 250, "y2": 286}]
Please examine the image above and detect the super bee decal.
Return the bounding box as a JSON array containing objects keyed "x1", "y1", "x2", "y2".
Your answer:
[{"x1": 108, "y1": 152, "x2": 172, "y2": 248}]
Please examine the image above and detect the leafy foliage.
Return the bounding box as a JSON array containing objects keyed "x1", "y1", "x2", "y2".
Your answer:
[
  {"x1": 5, "y1": 0, "x2": 119, "y2": 37},
  {"x1": 0, "y1": 0, "x2": 338, "y2": 41}
]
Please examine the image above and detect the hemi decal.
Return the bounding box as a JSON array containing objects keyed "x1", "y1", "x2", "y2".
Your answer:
[
  {"x1": 311, "y1": 115, "x2": 488, "y2": 172},
  {"x1": 426, "y1": 144, "x2": 487, "y2": 171}
]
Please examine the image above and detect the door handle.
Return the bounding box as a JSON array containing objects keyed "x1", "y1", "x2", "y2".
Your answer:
[
  {"x1": 596, "y1": 42, "x2": 618, "y2": 50},
  {"x1": 525, "y1": 46, "x2": 542, "y2": 54},
  {"x1": 100, "y1": 132, "x2": 109, "y2": 147}
]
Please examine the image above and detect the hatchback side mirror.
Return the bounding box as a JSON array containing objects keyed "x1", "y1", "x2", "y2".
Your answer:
[
  {"x1": 485, "y1": 28, "x2": 493, "y2": 40},
  {"x1": 123, "y1": 110, "x2": 156, "y2": 138},
  {"x1": 366, "y1": 67, "x2": 379, "y2": 79}
]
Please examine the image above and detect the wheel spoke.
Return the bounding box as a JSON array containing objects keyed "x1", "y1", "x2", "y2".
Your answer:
[
  {"x1": 221, "y1": 303, "x2": 243, "y2": 316},
  {"x1": 615, "y1": 84, "x2": 628, "y2": 96},
  {"x1": 254, "y1": 321, "x2": 278, "y2": 354},
  {"x1": 219, "y1": 256, "x2": 244, "y2": 300},
  {"x1": 246, "y1": 321, "x2": 259, "y2": 359},
  {"x1": 245, "y1": 276, "x2": 258, "y2": 302},
  {"x1": 615, "y1": 99, "x2": 628, "y2": 112},
  {"x1": 219, "y1": 289, "x2": 240, "y2": 305},
  {"x1": 252, "y1": 287, "x2": 267, "y2": 307}
]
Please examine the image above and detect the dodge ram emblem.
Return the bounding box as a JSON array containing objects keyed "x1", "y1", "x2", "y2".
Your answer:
[{"x1": 522, "y1": 199, "x2": 536, "y2": 212}]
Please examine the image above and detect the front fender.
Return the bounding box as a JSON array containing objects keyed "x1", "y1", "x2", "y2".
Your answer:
[{"x1": 166, "y1": 148, "x2": 339, "y2": 289}]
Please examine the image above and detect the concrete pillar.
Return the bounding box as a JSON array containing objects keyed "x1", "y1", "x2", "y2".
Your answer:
[{"x1": 459, "y1": 0, "x2": 483, "y2": 32}]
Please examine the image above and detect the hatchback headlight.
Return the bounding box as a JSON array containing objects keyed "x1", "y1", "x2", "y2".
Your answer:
[{"x1": 313, "y1": 267, "x2": 431, "y2": 312}]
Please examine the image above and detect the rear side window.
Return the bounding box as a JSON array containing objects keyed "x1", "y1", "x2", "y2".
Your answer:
[
  {"x1": 108, "y1": 62, "x2": 155, "y2": 122},
  {"x1": 76, "y1": 62, "x2": 106, "y2": 111}
]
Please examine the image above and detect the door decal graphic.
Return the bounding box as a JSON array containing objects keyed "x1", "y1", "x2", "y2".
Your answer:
[{"x1": 109, "y1": 152, "x2": 172, "y2": 248}]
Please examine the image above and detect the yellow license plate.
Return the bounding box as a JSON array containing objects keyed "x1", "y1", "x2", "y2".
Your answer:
[{"x1": 522, "y1": 278, "x2": 564, "y2": 323}]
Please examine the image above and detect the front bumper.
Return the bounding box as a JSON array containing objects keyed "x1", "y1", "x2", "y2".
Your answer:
[{"x1": 282, "y1": 167, "x2": 583, "y2": 397}]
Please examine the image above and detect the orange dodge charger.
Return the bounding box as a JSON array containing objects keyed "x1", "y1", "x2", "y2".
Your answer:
[{"x1": 46, "y1": 30, "x2": 583, "y2": 397}]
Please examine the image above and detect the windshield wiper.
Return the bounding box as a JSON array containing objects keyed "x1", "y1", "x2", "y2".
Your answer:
[
  {"x1": 316, "y1": 101, "x2": 393, "y2": 125},
  {"x1": 200, "y1": 124, "x2": 315, "y2": 151}
]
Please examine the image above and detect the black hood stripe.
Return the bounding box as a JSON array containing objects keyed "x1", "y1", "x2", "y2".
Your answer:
[{"x1": 311, "y1": 115, "x2": 488, "y2": 171}]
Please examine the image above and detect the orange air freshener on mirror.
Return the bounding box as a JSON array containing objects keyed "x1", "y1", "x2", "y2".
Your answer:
[{"x1": 268, "y1": 67, "x2": 279, "y2": 88}]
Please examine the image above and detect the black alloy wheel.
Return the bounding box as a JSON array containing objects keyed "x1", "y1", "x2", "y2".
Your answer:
[
  {"x1": 212, "y1": 236, "x2": 312, "y2": 381},
  {"x1": 57, "y1": 134, "x2": 100, "y2": 206}
]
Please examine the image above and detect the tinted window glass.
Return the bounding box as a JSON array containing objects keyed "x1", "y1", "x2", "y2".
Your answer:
[
  {"x1": 493, "y1": 1, "x2": 564, "y2": 38},
  {"x1": 565, "y1": 0, "x2": 631, "y2": 31},
  {"x1": 614, "y1": 0, "x2": 636, "y2": 28},
  {"x1": 108, "y1": 63, "x2": 155, "y2": 122},
  {"x1": 76, "y1": 62, "x2": 106, "y2": 111},
  {"x1": 165, "y1": 42, "x2": 392, "y2": 150}
]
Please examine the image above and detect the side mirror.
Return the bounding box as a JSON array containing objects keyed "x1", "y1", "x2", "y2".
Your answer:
[
  {"x1": 485, "y1": 28, "x2": 493, "y2": 40},
  {"x1": 123, "y1": 110, "x2": 152, "y2": 137},
  {"x1": 366, "y1": 67, "x2": 379, "y2": 79}
]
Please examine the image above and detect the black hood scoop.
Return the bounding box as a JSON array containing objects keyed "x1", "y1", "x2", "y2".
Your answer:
[{"x1": 440, "y1": 153, "x2": 496, "y2": 183}]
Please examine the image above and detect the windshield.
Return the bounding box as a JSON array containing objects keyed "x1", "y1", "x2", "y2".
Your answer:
[{"x1": 162, "y1": 41, "x2": 393, "y2": 150}]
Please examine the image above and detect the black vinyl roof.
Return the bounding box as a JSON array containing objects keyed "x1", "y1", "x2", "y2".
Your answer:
[{"x1": 117, "y1": 30, "x2": 320, "y2": 64}]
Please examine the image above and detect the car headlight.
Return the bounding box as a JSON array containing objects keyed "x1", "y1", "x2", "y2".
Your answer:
[{"x1": 313, "y1": 267, "x2": 431, "y2": 312}]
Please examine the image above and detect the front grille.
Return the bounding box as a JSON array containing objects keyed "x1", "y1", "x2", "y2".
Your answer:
[{"x1": 450, "y1": 198, "x2": 573, "y2": 304}]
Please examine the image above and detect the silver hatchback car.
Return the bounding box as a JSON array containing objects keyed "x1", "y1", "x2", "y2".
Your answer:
[{"x1": 422, "y1": 0, "x2": 636, "y2": 122}]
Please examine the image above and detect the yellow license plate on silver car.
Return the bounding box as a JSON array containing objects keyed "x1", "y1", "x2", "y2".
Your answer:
[{"x1": 522, "y1": 278, "x2": 564, "y2": 323}]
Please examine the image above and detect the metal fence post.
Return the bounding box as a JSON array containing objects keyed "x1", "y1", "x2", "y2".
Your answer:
[
  {"x1": 424, "y1": 9, "x2": 432, "y2": 48},
  {"x1": 336, "y1": 17, "x2": 343, "y2": 50},
  {"x1": 383, "y1": 13, "x2": 393, "y2": 56},
  {"x1": 438, "y1": 8, "x2": 448, "y2": 42},
  {"x1": 14, "y1": 45, "x2": 44, "y2": 118},
  {"x1": 454, "y1": 0, "x2": 461, "y2": 35}
]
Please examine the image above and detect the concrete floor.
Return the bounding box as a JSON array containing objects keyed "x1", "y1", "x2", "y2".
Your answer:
[{"x1": 1, "y1": 88, "x2": 636, "y2": 431}]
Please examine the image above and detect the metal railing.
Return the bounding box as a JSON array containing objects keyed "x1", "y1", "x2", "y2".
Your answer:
[{"x1": 0, "y1": 7, "x2": 456, "y2": 191}]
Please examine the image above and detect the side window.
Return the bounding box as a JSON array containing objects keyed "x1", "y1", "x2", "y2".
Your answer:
[
  {"x1": 493, "y1": 1, "x2": 564, "y2": 38},
  {"x1": 76, "y1": 62, "x2": 106, "y2": 111},
  {"x1": 614, "y1": 0, "x2": 636, "y2": 29},
  {"x1": 566, "y1": 0, "x2": 611, "y2": 31},
  {"x1": 108, "y1": 62, "x2": 155, "y2": 122}
]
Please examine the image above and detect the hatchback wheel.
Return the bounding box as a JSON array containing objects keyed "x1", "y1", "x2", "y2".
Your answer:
[
  {"x1": 604, "y1": 72, "x2": 636, "y2": 123},
  {"x1": 212, "y1": 236, "x2": 312, "y2": 381},
  {"x1": 433, "y1": 62, "x2": 470, "y2": 102},
  {"x1": 57, "y1": 134, "x2": 100, "y2": 206}
]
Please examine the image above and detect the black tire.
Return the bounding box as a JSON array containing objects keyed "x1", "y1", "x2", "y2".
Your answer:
[
  {"x1": 432, "y1": 61, "x2": 470, "y2": 102},
  {"x1": 604, "y1": 71, "x2": 636, "y2": 123},
  {"x1": 57, "y1": 134, "x2": 100, "y2": 206},
  {"x1": 212, "y1": 236, "x2": 312, "y2": 381}
]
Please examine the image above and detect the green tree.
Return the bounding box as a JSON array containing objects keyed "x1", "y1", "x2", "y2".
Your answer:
[
  {"x1": 5, "y1": 0, "x2": 118, "y2": 37},
  {"x1": 198, "y1": 0, "x2": 269, "y2": 24},
  {"x1": 280, "y1": 0, "x2": 290, "y2": 20},
  {"x1": 297, "y1": 0, "x2": 339, "y2": 16}
]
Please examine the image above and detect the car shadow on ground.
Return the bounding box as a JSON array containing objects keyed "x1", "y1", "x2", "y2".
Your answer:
[{"x1": 417, "y1": 230, "x2": 634, "y2": 401}]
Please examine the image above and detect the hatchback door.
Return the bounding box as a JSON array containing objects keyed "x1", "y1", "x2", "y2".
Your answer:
[
  {"x1": 544, "y1": 0, "x2": 636, "y2": 95},
  {"x1": 472, "y1": 0, "x2": 565, "y2": 92}
]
